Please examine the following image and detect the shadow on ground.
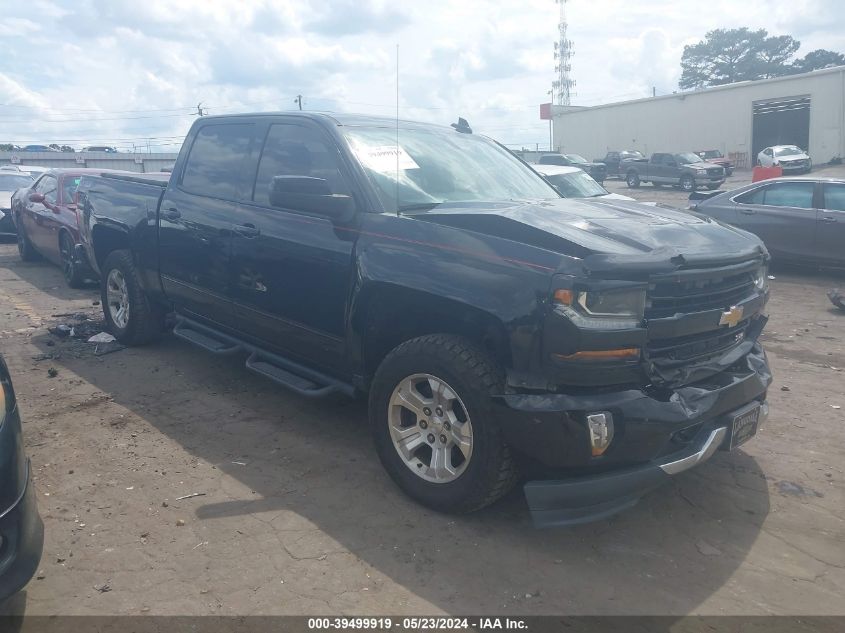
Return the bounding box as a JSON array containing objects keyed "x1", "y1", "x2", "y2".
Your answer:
[{"x1": 24, "y1": 327, "x2": 772, "y2": 615}]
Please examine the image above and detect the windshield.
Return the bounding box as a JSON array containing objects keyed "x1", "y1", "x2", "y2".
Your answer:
[
  {"x1": 544, "y1": 171, "x2": 608, "y2": 198},
  {"x1": 621, "y1": 151, "x2": 644, "y2": 159},
  {"x1": 676, "y1": 152, "x2": 703, "y2": 164},
  {"x1": 564, "y1": 154, "x2": 588, "y2": 164},
  {"x1": 0, "y1": 174, "x2": 34, "y2": 190},
  {"x1": 701, "y1": 150, "x2": 722, "y2": 159},
  {"x1": 775, "y1": 146, "x2": 803, "y2": 157},
  {"x1": 344, "y1": 126, "x2": 559, "y2": 211}
]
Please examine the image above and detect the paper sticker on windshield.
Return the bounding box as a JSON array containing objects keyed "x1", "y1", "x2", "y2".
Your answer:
[{"x1": 354, "y1": 145, "x2": 420, "y2": 172}]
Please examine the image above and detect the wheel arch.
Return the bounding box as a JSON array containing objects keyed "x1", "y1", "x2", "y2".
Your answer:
[
  {"x1": 353, "y1": 282, "x2": 512, "y2": 387},
  {"x1": 91, "y1": 225, "x2": 130, "y2": 270}
]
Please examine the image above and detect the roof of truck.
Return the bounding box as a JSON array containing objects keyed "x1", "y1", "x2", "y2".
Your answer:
[{"x1": 199, "y1": 111, "x2": 458, "y2": 132}]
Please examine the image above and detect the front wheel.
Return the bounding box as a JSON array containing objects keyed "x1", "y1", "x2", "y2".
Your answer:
[
  {"x1": 369, "y1": 334, "x2": 518, "y2": 514},
  {"x1": 59, "y1": 233, "x2": 86, "y2": 288},
  {"x1": 100, "y1": 249, "x2": 165, "y2": 345},
  {"x1": 626, "y1": 172, "x2": 641, "y2": 188},
  {"x1": 681, "y1": 175, "x2": 695, "y2": 192}
]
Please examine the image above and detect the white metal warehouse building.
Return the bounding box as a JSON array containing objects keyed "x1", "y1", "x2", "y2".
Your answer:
[{"x1": 552, "y1": 66, "x2": 845, "y2": 168}]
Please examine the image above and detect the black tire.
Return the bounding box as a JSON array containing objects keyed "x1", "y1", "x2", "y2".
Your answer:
[
  {"x1": 59, "y1": 232, "x2": 86, "y2": 288},
  {"x1": 16, "y1": 218, "x2": 39, "y2": 262},
  {"x1": 369, "y1": 334, "x2": 518, "y2": 514},
  {"x1": 681, "y1": 175, "x2": 695, "y2": 192},
  {"x1": 100, "y1": 249, "x2": 165, "y2": 345},
  {"x1": 626, "y1": 171, "x2": 640, "y2": 188}
]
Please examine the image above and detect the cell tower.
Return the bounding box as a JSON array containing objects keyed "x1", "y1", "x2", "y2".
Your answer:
[{"x1": 552, "y1": 0, "x2": 575, "y2": 106}]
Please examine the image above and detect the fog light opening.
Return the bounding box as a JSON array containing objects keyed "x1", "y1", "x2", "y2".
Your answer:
[{"x1": 587, "y1": 412, "x2": 614, "y2": 457}]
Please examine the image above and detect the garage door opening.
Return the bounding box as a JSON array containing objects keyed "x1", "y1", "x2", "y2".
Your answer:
[{"x1": 752, "y1": 95, "x2": 811, "y2": 161}]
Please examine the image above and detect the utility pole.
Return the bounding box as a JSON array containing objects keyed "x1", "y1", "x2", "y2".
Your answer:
[
  {"x1": 294, "y1": 95, "x2": 303, "y2": 110},
  {"x1": 194, "y1": 102, "x2": 207, "y2": 116},
  {"x1": 652, "y1": 86, "x2": 657, "y2": 97}
]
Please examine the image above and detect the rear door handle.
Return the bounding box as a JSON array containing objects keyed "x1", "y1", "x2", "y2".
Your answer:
[
  {"x1": 234, "y1": 223, "x2": 260, "y2": 238},
  {"x1": 821, "y1": 216, "x2": 838, "y2": 223},
  {"x1": 163, "y1": 207, "x2": 181, "y2": 221}
]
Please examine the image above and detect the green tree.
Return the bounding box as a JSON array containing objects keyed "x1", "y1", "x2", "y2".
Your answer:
[
  {"x1": 680, "y1": 28, "x2": 767, "y2": 89},
  {"x1": 790, "y1": 49, "x2": 845, "y2": 73},
  {"x1": 0, "y1": 144, "x2": 15, "y2": 151},
  {"x1": 756, "y1": 34, "x2": 801, "y2": 78}
]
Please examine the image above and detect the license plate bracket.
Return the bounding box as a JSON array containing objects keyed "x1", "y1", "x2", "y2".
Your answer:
[{"x1": 729, "y1": 404, "x2": 760, "y2": 450}]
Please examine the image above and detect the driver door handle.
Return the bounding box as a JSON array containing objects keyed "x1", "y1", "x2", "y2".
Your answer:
[
  {"x1": 821, "y1": 216, "x2": 837, "y2": 223},
  {"x1": 740, "y1": 208, "x2": 757, "y2": 215},
  {"x1": 234, "y1": 223, "x2": 260, "y2": 238},
  {"x1": 163, "y1": 207, "x2": 181, "y2": 221}
]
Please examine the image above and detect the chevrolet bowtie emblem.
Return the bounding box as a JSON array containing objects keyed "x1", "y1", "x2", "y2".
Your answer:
[{"x1": 719, "y1": 305, "x2": 744, "y2": 328}]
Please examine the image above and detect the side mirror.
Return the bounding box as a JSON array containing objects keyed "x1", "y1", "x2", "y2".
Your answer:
[
  {"x1": 28, "y1": 192, "x2": 44, "y2": 203},
  {"x1": 268, "y1": 176, "x2": 355, "y2": 218}
]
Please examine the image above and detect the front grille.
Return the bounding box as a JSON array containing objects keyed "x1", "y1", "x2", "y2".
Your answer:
[
  {"x1": 646, "y1": 269, "x2": 756, "y2": 319},
  {"x1": 647, "y1": 319, "x2": 750, "y2": 366},
  {"x1": 707, "y1": 168, "x2": 722, "y2": 177}
]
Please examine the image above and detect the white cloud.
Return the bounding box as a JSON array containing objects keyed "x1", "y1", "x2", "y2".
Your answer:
[{"x1": 0, "y1": 0, "x2": 842, "y2": 151}]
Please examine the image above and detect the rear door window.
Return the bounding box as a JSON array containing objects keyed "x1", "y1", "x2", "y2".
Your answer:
[
  {"x1": 735, "y1": 186, "x2": 766, "y2": 205},
  {"x1": 822, "y1": 183, "x2": 845, "y2": 211},
  {"x1": 181, "y1": 123, "x2": 254, "y2": 200}
]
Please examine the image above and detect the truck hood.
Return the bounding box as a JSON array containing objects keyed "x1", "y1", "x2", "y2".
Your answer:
[{"x1": 418, "y1": 198, "x2": 766, "y2": 266}]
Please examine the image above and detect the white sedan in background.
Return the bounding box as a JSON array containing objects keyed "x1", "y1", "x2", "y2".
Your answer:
[
  {"x1": 757, "y1": 145, "x2": 812, "y2": 173},
  {"x1": 532, "y1": 164, "x2": 635, "y2": 201}
]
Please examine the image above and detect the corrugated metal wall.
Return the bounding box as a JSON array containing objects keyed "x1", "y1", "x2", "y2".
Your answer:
[{"x1": 552, "y1": 67, "x2": 845, "y2": 166}]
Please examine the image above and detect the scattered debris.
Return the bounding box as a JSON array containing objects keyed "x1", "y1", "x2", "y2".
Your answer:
[
  {"x1": 162, "y1": 500, "x2": 169, "y2": 508},
  {"x1": 175, "y1": 492, "x2": 206, "y2": 501},
  {"x1": 176, "y1": 519, "x2": 186, "y2": 527},
  {"x1": 94, "y1": 582, "x2": 112, "y2": 593},
  {"x1": 831, "y1": 405, "x2": 841, "y2": 410},
  {"x1": 36, "y1": 570, "x2": 46, "y2": 580},
  {"x1": 828, "y1": 289, "x2": 845, "y2": 312},
  {"x1": 87, "y1": 332, "x2": 116, "y2": 343},
  {"x1": 48, "y1": 324, "x2": 73, "y2": 337},
  {"x1": 231, "y1": 461, "x2": 247, "y2": 466},
  {"x1": 776, "y1": 480, "x2": 823, "y2": 498},
  {"x1": 317, "y1": 554, "x2": 327, "y2": 561},
  {"x1": 695, "y1": 540, "x2": 722, "y2": 557},
  {"x1": 93, "y1": 300, "x2": 100, "y2": 306},
  {"x1": 767, "y1": 275, "x2": 776, "y2": 280},
  {"x1": 780, "y1": 386, "x2": 790, "y2": 391},
  {"x1": 47, "y1": 367, "x2": 58, "y2": 378}
]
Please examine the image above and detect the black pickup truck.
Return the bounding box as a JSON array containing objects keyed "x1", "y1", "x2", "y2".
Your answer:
[
  {"x1": 595, "y1": 150, "x2": 645, "y2": 178},
  {"x1": 623, "y1": 152, "x2": 725, "y2": 191},
  {"x1": 76, "y1": 112, "x2": 772, "y2": 527}
]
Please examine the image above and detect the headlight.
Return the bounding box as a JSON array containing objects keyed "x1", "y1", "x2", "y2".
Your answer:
[
  {"x1": 695, "y1": 169, "x2": 707, "y2": 175},
  {"x1": 554, "y1": 285, "x2": 646, "y2": 329},
  {"x1": 753, "y1": 265, "x2": 768, "y2": 290}
]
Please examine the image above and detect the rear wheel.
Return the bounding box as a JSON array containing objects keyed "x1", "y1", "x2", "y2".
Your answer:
[
  {"x1": 626, "y1": 171, "x2": 640, "y2": 188},
  {"x1": 16, "y1": 219, "x2": 39, "y2": 262},
  {"x1": 681, "y1": 175, "x2": 695, "y2": 192},
  {"x1": 59, "y1": 232, "x2": 86, "y2": 288},
  {"x1": 369, "y1": 334, "x2": 518, "y2": 514},
  {"x1": 100, "y1": 249, "x2": 165, "y2": 345}
]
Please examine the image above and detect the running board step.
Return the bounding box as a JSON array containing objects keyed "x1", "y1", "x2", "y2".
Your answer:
[
  {"x1": 173, "y1": 321, "x2": 242, "y2": 355},
  {"x1": 245, "y1": 352, "x2": 338, "y2": 398}
]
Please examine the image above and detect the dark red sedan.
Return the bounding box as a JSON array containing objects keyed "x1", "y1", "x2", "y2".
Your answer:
[{"x1": 13, "y1": 169, "x2": 118, "y2": 287}]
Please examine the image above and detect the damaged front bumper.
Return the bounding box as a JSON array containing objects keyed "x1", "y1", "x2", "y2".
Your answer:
[{"x1": 493, "y1": 343, "x2": 772, "y2": 527}]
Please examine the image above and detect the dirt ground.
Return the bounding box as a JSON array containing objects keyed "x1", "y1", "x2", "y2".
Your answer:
[{"x1": 0, "y1": 170, "x2": 844, "y2": 615}]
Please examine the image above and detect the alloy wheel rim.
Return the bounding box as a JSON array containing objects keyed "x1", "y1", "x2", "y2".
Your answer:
[
  {"x1": 106, "y1": 269, "x2": 129, "y2": 329},
  {"x1": 388, "y1": 373, "x2": 473, "y2": 483}
]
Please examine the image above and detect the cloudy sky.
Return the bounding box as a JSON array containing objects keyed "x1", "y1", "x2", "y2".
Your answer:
[{"x1": 1, "y1": 0, "x2": 843, "y2": 152}]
